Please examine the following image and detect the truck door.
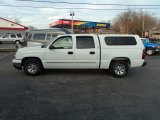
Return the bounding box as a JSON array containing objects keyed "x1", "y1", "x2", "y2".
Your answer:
[
  {"x1": 74, "y1": 35, "x2": 100, "y2": 69},
  {"x1": 45, "y1": 36, "x2": 75, "y2": 68},
  {"x1": 9, "y1": 34, "x2": 17, "y2": 42}
]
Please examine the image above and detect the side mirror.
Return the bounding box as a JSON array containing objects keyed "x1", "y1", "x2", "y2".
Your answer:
[{"x1": 49, "y1": 45, "x2": 55, "y2": 49}]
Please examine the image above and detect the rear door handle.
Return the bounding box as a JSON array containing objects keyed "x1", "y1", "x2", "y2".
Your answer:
[
  {"x1": 90, "y1": 51, "x2": 95, "y2": 54},
  {"x1": 68, "y1": 51, "x2": 73, "y2": 54}
]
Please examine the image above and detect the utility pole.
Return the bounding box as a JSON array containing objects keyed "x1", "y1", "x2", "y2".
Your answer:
[
  {"x1": 142, "y1": 18, "x2": 144, "y2": 38},
  {"x1": 141, "y1": 8, "x2": 144, "y2": 38},
  {"x1": 70, "y1": 11, "x2": 75, "y2": 33}
]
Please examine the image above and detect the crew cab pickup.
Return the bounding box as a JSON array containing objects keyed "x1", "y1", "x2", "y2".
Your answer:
[{"x1": 12, "y1": 34, "x2": 146, "y2": 77}]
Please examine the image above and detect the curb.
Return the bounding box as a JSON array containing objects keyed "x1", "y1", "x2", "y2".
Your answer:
[{"x1": 0, "y1": 49, "x2": 16, "y2": 52}]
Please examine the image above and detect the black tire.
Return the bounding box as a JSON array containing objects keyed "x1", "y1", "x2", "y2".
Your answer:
[
  {"x1": 146, "y1": 48, "x2": 155, "y2": 56},
  {"x1": 109, "y1": 61, "x2": 129, "y2": 78},
  {"x1": 23, "y1": 59, "x2": 43, "y2": 76}
]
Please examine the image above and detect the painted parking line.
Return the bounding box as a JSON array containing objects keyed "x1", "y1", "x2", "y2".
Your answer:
[{"x1": 0, "y1": 52, "x2": 13, "y2": 59}]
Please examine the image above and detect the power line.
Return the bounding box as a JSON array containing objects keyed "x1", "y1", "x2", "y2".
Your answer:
[
  {"x1": 1, "y1": 4, "x2": 160, "y2": 10},
  {"x1": 0, "y1": 4, "x2": 129, "y2": 10},
  {"x1": 17, "y1": 0, "x2": 160, "y2": 7}
]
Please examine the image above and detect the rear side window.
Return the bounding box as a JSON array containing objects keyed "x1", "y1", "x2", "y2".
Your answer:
[
  {"x1": 10, "y1": 34, "x2": 16, "y2": 38},
  {"x1": 105, "y1": 37, "x2": 137, "y2": 45},
  {"x1": 76, "y1": 36, "x2": 95, "y2": 49},
  {"x1": 33, "y1": 33, "x2": 46, "y2": 40},
  {"x1": 17, "y1": 34, "x2": 22, "y2": 38}
]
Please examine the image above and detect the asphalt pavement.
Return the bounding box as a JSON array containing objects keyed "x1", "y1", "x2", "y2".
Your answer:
[{"x1": 0, "y1": 53, "x2": 160, "y2": 120}]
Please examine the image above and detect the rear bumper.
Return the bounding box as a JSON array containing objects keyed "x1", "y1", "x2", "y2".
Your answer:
[
  {"x1": 12, "y1": 59, "x2": 22, "y2": 70},
  {"x1": 142, "y1": 62, "x2": 147, "y2": 67}
]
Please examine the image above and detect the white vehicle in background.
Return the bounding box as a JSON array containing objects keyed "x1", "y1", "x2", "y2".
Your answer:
[
  {"x1": 0, "y1": 33, "x2": 24, "y2": 45},
  {"x1": 12, "y1": 34, "x2": 146, "y2": 78},
  {"x1": 24, "y1": 29, "x2": 72, "y2": 47}
]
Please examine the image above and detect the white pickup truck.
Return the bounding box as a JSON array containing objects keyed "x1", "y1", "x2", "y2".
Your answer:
[{"x1": 12, "y1": 34, "x2": 146, "y2": 77}]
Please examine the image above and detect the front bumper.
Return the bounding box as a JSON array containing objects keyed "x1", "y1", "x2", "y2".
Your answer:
[
  {"x1": 12, "y1": 59, "x2": 22, "y2": 70},
  {"x1": 142, "y1": 62, "x2": 147, "y2": 67}
]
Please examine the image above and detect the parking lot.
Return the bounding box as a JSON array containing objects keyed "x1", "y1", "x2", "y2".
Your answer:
[{"x1": 0, "y1": 52, "x2": 160, "y2": 120}]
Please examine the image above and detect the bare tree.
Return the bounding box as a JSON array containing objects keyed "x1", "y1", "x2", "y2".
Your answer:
[{"x1": 112, "y1": 10, "x2": 157, "y2": 37}]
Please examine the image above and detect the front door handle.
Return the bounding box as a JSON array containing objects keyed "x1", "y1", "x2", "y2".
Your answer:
[
  {"x1": 68, "y1": 51, "x2": 73, "y2": 54},
  {"x1": 90, "y1": 51, "x2": 95, "y2": 54}
]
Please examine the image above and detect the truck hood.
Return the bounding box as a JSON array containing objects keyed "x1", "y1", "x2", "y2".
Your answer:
[
  {"x1": 144, "y1": 42, "x2": 159, "y2": 47},
  {"x1": 18, "y1": 46, "x2": 42, "y2": 52}
]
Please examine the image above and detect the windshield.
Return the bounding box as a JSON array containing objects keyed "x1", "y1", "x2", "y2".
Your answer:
[{"x1": 142, "y1": 38, "x2": 150, "y2": 43}]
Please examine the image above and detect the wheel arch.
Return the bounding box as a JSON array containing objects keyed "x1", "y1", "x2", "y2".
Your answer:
[
  {"x1": 21, "y1": 57, "x2": 44, "y2": 68},
  {"x1": 109, "y1": 57, "x2": 131, "y2": 68},
  {"x1": 14, "y1": 40, "x2": 21, "y2": 43}
]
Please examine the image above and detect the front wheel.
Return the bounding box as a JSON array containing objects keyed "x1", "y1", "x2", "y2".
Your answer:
[
  {"x1": 109, "y1": 61, "x2": 129, "y2": 78},
  {"x1": 23, "y1": 59, "x2": 43, "y2": 76},
  {"x1": 15, "y1": 40, "x2": 20, "y2": 45},
  {"x1": 146, "y1": 49, "x2": 155, "y2": 56}
]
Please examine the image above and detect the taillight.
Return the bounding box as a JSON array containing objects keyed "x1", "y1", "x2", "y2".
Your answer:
[{"x1": 142, "y1": 49, "x2": 146, "y2": 59}]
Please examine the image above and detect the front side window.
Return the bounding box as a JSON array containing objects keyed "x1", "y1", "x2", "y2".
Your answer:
[
  {"x1": 105, "y1": 37, "x2": 137, "y2": 45},
  {"x1": 76, "y1": 36, "x2": 95, "y2": 49},
  {"x1": 27, "y1": 34, "x2": 32, "y2": 40},
  {"x1": 33, "y1": 33, "x2": 46, "y2": 40},
  {"x1": 3, "y1": 34, "x2": 9, "y2": 38},
  {"x1": 142, "y1": 38, "x2": 149, "y2": 44},
  {"x1": 46, "y1": 34, "x2": 52, "y2": 40},
  {"x1": 52, "y1": 36, "x2": 72, "y2": 49}
]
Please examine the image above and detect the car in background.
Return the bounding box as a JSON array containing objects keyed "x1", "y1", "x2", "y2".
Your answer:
[
  {"x1": 0, "y1": 33, "x2": 24, "y2": 45},
  {"x1": 141, "y1": 38, "x2": 160, "y2": 55},
  {"x1": 24, "y1": 28, "x2": 72, "y2": 47}
]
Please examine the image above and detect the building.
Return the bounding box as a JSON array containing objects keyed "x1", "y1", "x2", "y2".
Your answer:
[
  {"x1": 0, "y1": 17, "x2": 28, "y2": 36},
  {"x1": 149, "y1": 30, "x2": 160, "y2": 39},
  {"x1": 49, "y1": 19, "x2": 111, "y2": 33}
]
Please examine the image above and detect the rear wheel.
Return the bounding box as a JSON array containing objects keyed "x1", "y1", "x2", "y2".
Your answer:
[
  {"x1": 109, "y1": 61, "x2": 129, "y2": 78},
  {"x1": 23, "y1": 59, "x2": 43, "y2": 76}
]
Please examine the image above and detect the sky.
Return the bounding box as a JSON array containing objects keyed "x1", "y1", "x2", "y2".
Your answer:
[{"x1": 0, "y1": 0, "x2": 160, "y2": 28}]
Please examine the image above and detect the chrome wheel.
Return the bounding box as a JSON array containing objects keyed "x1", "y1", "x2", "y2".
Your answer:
[
  {"x1": 15, "y1": 41, "x2": 20, "y2": 45},
  {"x1": 27, "y1": 62, "x2": 38, "y2": 74},
  {"x1": 114, "y1": 64, "x2": 126, "y2": 76},
  {"x1": 147, "y1": 49, "x2": 153, "y2": 55}
]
